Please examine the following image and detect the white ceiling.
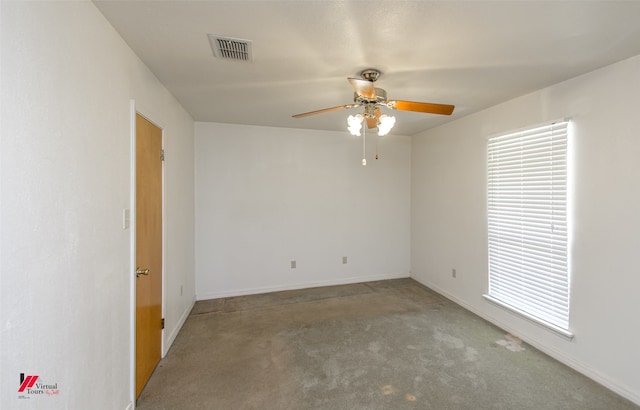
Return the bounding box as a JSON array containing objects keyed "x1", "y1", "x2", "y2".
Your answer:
[{"x1": 93, "y1": 1, "x2": 640, "y2": 136}]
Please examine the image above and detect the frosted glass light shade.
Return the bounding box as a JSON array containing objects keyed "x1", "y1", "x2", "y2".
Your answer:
[
  {"x1": 347, "y1": 114, "x2": 364, "y2": 136},
  {"x1": 377, "y1": 114, "x2": 396, "y2": 136}
]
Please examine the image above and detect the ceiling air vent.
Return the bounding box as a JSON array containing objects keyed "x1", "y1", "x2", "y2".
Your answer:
[{"x1": 208, "y1": 34, "x2": 252, "y2": 62}]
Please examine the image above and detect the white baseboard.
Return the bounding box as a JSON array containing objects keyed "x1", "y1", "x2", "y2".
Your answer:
[
  {"x1": 196, "y1": 272, "x2": 410, "y2": 301},
  {"x1": 412, "y1": 277, "x2": 640, "y2": 406},
  {"x1": 125, "y1": 401, "x2": 133, "y2": 410},
  {"x1": 162, "y1": 296, "x2": 196, "y2": 356}
]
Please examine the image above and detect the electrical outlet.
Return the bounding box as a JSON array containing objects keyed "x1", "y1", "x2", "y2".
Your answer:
[
  {"x1": 452, "y1": 269, "x2": 457, "y2": 278},
  {"x1": 342, "y1": 256, "x2": 348, "y2": 264},
  {"x1": 291, "y1": 260, "x2": 296, "y2": 269}
]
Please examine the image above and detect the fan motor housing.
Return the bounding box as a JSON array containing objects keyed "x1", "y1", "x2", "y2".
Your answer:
[{"x1": 354, "y1": 88, "x2": 387, "y2": 105}]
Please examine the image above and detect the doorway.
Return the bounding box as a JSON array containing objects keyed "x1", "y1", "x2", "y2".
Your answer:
[{"x1": 135, "y1": 113, "x2": 163, "y2": 398}]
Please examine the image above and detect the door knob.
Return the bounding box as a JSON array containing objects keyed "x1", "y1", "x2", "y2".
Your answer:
[{"x1": 136, "y1": 267, "x2": 150, "y2": 277}]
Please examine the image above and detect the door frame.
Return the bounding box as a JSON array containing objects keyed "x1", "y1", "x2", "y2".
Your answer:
[{"x1": 129, "y1": 100, "x2": 167, "y2": 405}]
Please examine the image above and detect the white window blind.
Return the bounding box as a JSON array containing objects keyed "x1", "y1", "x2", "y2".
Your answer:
[{"x1": 486, "y1": 121, "x2": 570, "y2": 333}]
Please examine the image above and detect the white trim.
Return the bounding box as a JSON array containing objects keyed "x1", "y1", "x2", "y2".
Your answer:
[
  {"x1": 485, "y1": 117, "x2": 571, "y2": 141},
  {"x1": 486, "y1": 120, "x2": 570, "y2": 330},
  {"x1": 482, "y1": 294, "x2": 574, "y2": 340},
  {"x1": 160, "y1": 126, "x2": 167, "y2": 357},
  {"x1": 412, "y1": 276, "x2": 640, "y2": 406},
  {"x1": 128, "y1": 100, "x2": 137, "y2": 406},
  {"x1": 164, "y1": 297, "x2": 196, "y2": 356},
  {"x1": 125, "y1": 401, "x2": 134, "y2": 410},
  {"x1": 129, "y1": 101, "x2": 167, "y2": 402},
  {"x1": 196, "y1": 272, "x2": 409, "y2": 301},
  {"x1": 132, "y1": 109, "x2": 168, "y2": 355}
]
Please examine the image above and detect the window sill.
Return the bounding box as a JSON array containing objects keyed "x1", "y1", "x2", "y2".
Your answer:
[{"x1": 483, "y1": 294, "x2": 574, "y2": 341}]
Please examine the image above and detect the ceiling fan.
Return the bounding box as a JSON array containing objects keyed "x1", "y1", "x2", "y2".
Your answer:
[{"x1": 292, "y1": 69, "x2": 455, "y2": 131}]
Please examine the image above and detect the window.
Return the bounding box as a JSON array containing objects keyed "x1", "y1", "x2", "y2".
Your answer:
[{"x1": 485, "y1": 120, "x2": 571, "y2": 337}]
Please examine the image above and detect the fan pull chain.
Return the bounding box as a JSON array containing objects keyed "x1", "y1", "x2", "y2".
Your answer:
[
  {"x1": 376, "y1": 134, "x2": 379, "y2": 160},
  {"x1": 362, "y1": 126, "x2": 367, "y2": 166}
]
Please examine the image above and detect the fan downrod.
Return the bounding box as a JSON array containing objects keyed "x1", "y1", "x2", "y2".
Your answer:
[{"x1": 361, "y1": 69, "x2": 381, "y2": 83}]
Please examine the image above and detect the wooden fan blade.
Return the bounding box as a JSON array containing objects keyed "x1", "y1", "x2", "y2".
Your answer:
[
  {"x1": 366, "y1": 108, "x2": 381, "y2": 129},
  {"x1": 292, "y1": 104, "x2": 358, "y2": 118},
  {"x1": 388, "y1": 100, "x2": 455, "y2": 115},
  {"x1": 348, "y1": 78, "x2": 377, "y2": 99}
]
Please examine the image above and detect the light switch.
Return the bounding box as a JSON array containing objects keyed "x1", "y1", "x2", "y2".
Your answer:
[{"x1": 123, "y1": 209, "x2": 130, "y2": 230}]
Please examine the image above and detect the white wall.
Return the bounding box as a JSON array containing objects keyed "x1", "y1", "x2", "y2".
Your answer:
[
  {"x1": 0, "y1": 2, "x2": 195, "y2": 409},
  {"x1": 195, "y1": 122, "x2": 410, "y2": 299},
  {"x1": 411, "y1": 54, "x2": 640, "y2": 404}
]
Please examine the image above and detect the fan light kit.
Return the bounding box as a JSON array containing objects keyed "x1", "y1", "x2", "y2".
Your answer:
[{"x1": 293, "y1": 69, "x2": 454, "y2": 165}]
